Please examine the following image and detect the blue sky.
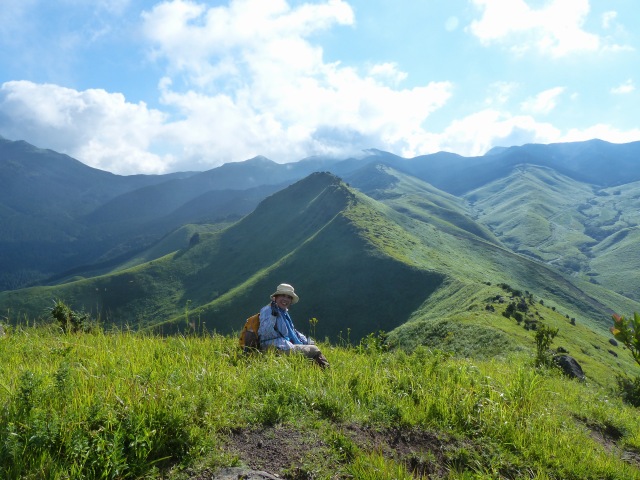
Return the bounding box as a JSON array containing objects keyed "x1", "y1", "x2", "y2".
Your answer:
[{"x1": 0, "y1": 0, "x2": 638, "y2": 175}]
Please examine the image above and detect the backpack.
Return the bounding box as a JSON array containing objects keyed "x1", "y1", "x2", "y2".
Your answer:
[
  {"x1": 239, "y1": 302, "x2": 281, "y2": 353},
  {"x1": 239, "y1": 313, "x2": 261, "y2": 353}
]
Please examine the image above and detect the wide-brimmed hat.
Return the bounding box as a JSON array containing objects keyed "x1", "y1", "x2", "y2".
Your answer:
[{"x1": 271, "y1": 283, "x2": 299, "y2": 304}]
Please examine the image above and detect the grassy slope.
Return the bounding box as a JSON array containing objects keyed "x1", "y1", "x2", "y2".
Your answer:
[
  {"x1": 465, "y1": 166, "x2": 640, "y2": 303},
  {"x1": 583, "y1": 181, "x2": 640, "y2": 300},
  {"x1": 590, "y1": 228, "x2": 640, "y2": 299},
  {"x1": 347, "y1": 163, "x2": 500, "y2": 245},
  {"x1": 47, "y1": 223, "x2": 231, "y2": 284},
  {"x1": 464, "y1": 164, "x2": 595, "y2": 266},
  {"x1": 0, "y1": 326, "x2": 639, "y2": 479},
  {"x1": 350, "y1": 164, "x2": 640, "y2": 330},
  {"x1": 344, "y1": 164, "x2": 640, "y2": 387},
  {"x1": 156, "y1": 174, "x2": 446, "y2": 342}
]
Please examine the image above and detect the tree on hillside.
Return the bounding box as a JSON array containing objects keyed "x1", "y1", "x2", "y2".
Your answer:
[
  {"x1": 50, "y1": 299, "x2": 91, "y2": 333},
  {"x1": 534, "y1": 323, "x2": 558, "y2": 367},
  {"x1": 611, "y1": 313, "x2": 640, "y2": 366},
  {"x1": 611, "y1": 313, "x2": 640, "y2": 406}
]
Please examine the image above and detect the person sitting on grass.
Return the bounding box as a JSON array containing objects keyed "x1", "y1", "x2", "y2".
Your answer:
[{"x1": 258, "y1": 283, "x2": 329, "y2": 369}]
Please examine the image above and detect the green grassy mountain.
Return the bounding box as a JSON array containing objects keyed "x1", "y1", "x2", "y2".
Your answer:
[
  {"x1": 0, "y1": 139, "x2": 329, "y2": 290},
  {"x1": 3, "y1": 170, "x2": 638, "y2": 375},
  {"x1": 465, "y1": 164, "x2": 595, "y2": 266},
  {"x1": 0, "y1": 137, "x2": 195, "y2": 289},
  {"x1": 4, "y1": 136, "x2": 640, "y2": 294},
  {"x1": 346, "y1": 162, "x2": 500, "y2": 245},
  {"x1": 346, "y1": 163, "x2": 640, "y2": 323},
  {"x1": 3, "y1": 138, "x2": 640, "y2": 479},
  {"x1": 338, "y1": 163, "x2": 640, "y2": 383},
  {"x1": 0, "y1": 173, "x2": 444, "y2": 344},
  {"x1": 463, "y1": 164, "x2": 640, "y2": 301}
]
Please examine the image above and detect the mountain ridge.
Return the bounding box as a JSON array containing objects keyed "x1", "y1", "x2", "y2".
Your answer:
[
  {"x1": 0, "y1": 172, "x2": 446, "y2": 343},
  {"x1": 2, "y1": 136, "x2": 640, "y2": 345}
]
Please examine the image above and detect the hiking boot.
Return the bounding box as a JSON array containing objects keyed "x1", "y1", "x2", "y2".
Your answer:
[{"x1": 313, "y1": 352, "x2": 330, "y2": 369}]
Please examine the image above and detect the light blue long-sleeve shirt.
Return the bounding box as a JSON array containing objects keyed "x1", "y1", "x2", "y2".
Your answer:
[{"x1": 257, "y1": 303, "x2": 309, "y2": 350}]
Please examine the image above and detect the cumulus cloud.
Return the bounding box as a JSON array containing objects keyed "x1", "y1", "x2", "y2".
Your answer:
[
  {"x1": 0, "y1": 81, "x2": 171, "y2": 174},
  {"x1": 467, "y1": 0, "x2": 623, "y2": 57},
  {"x1": 432, "y1": 109, "x2": 561, "y2": 157},
  {"x1": 0, "y1": 1, "x2": 455, "y2": 173},
  {"x1": 139, "y1": 0, "x2": 453, "y2": 168},
  {"x1": 429, "y1": 108, "x2": 640, "y2": 158},
  {"x1": 1, "y1": 0, "x2": 637, "y2": 173},
  {"x1": 141, "y1": 0, "x2": 355, "y2": 88},
  {"x1": 368, "y1": 62, "x2": 408, "y2": 85}
]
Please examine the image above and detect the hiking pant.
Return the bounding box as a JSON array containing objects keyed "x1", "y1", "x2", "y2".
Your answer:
[
  {"x1": 282, "y1": 344, "x2": 322, "y2": 359},
  {"x1": 279, "y1": 344, "x2": 330, "y2": 368}
]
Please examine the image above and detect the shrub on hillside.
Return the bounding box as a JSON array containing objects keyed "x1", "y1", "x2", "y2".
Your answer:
[
  {"x1": 611, "y1": 313, "x2": 640, "y2": 366},
  {"x1": 611, "y1": 313, "x2": 640, "y2": 406},
  {"x1": 616, "y1": 375, "x2": 640, "y2": 407},
  {"x1": 50, "y1": 300, "x2": 92, "y2": 333},
  {"x1": 534, "y1": 323, "x2": 558, "y2": 368}
]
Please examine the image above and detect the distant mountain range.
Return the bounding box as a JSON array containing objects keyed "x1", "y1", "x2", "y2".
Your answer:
[{"x1": 1, "y1": 135, "x2": 640, "y2": 350}]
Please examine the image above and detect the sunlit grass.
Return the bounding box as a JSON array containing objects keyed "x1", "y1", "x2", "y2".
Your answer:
[{"x1": 0, "y1": 325, "x2": 639, "y2": 479}]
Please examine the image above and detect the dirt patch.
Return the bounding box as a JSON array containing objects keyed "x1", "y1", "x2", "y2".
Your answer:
[
  {"x1": 585, "y1": 420, "x2": 640, "y2": 470},
  {"x1": 224, "y1": 425, "x2": 325, "y2": 477},
  {"x1": 218, "y1": 424, "x2": 459, "y2": 479},
  {"x1": 340, "y1": 424, "x2": 455, "y2": 477}
]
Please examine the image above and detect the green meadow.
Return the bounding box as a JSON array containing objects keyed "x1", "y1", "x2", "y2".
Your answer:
[{"x1": 1, "y1": 321, "x2": 639, "y2": 479}]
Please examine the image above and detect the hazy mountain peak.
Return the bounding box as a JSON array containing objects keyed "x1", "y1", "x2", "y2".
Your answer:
[
  {"x1": 484, "y1": 146, "x2": 509, "y2": 156},
  {"x1": 245, "y1": 155, "x2": 273, "y2": 163}
]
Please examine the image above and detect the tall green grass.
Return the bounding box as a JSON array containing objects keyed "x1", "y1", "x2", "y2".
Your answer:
[{"x1": 0, "y1": 325, "x2": 638, "y2": 479}]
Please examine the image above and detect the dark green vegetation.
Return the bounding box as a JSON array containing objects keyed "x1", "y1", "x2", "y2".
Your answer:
[{"x1": 0, "y1": 325, "x2": 639, "y2": 479}]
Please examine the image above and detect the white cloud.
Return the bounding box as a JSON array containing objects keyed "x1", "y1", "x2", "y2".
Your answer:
[
  {"x1": 562, "y1": 124, "x2": 640, "y2": 144},
  {"x1": 368, "y1": 62, "x2": 408, "y2": 85},
  {"x1": 139, "y1": 0, "x2": 453, "y2": 165},
  {"x1": 141, "y1": 0, "x2": 355, "y2": 87},
  {"x1": 0, "y1": 81, "x2": 171, "y2": 174},
  {"x1": 2, "y1": 0, "x2": 637, "y2": 173},
  {"x1": 520, "y1": 87, "x2": 566, "y2": 115},
  {"x1": 468, "y1": 0, "x2": 606, "y2": 57},
  {"x1": 2, "y1": 78, "x2": 638, "y2": 173},
  {"x1": 156, "y1": 66, "x2": 453, "y2": 167},
  {"x1": 0, "y1": 1, "x2": 455, "y2": 173},
  {"x1": 422, "y1": 109, "x2": 640, "y2": 158},
  {"x1": 611, "y1": 79, "x2": 635, "y2": 95},
  {"x1": 431, "y1": 109, "x2": 562, "y2": 157}
]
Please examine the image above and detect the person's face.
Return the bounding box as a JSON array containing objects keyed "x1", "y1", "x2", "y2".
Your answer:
[{"x1": 274, "y1": 294, "x2": 293, "y2": 309}]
